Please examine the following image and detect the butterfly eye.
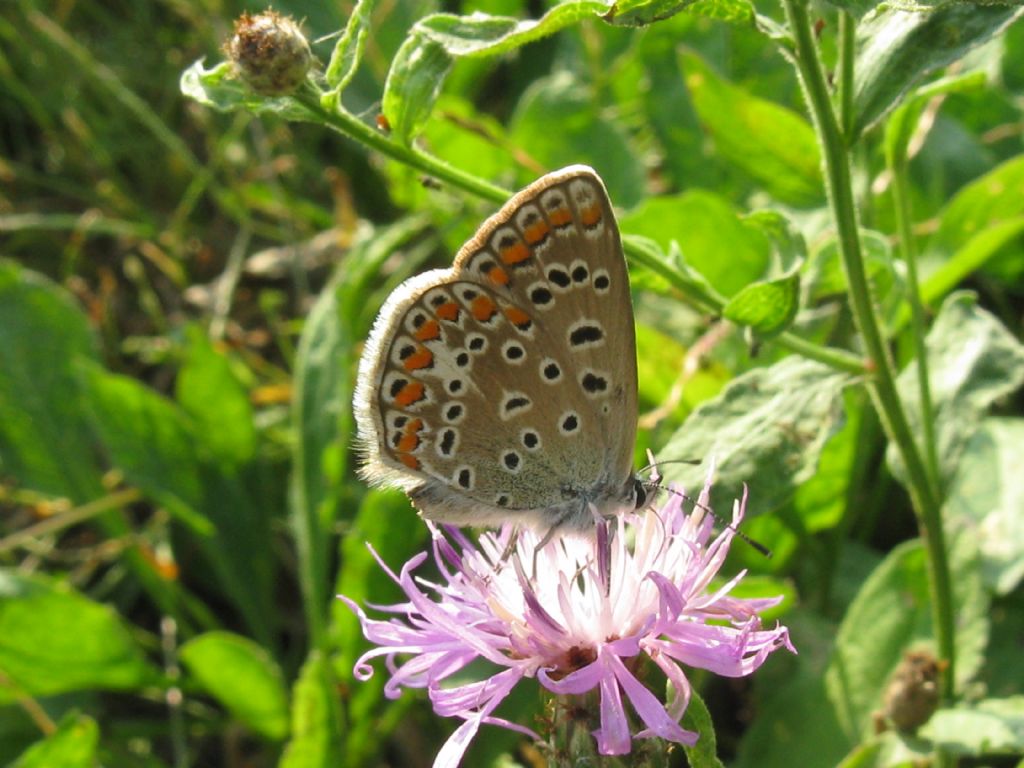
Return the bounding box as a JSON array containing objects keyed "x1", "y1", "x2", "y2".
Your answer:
[{"x1": 632, "y1": 479, "x2": 648, "y2": 509}]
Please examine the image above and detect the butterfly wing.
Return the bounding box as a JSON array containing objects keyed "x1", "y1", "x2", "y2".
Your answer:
[{"x1": 354, "y1": 166, "x2": 638, "y2": 530}]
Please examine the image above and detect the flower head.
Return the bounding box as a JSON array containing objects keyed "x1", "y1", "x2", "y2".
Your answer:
[
  {"x1": 225, "y1": 11, "x2": 312, "y2": 96},
  {"x1": 341, "y1": 468, "x2": 795, "y2": 766}
]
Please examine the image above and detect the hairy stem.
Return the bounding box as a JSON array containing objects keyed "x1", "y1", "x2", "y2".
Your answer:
[{"x1": 781, "y1": 0, "x2": 954, "y2": 699}]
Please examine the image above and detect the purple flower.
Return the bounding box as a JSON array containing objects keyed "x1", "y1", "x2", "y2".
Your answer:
[{"x1": 341, "y1": 468, "x2": 795, "y2": 767}]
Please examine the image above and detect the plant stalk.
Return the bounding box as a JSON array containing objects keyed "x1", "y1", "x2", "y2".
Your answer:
[
  {"x1": 890, "y1": 157, "x2": 941, "y2": 491},
  {"x1": 781, "y1": 0, "x2": 955, "y2": 699}
]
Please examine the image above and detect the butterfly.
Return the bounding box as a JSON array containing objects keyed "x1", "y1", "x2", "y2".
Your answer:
[{"x1": 353, "y1": 166, "x2": 645, "y2": 532}]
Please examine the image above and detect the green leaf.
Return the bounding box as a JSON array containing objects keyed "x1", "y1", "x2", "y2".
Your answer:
[
  {"x1": 279, "y1": 651, "x2": 343, "y2": 768},
  {"x1": 853, "y1": 6, "x2": 1024, "y2": 137},
  {"x1": 681, "y1": 0, "x2": 755, "y2": 23},
  {"x1": 415, "y1": 3, "x2": 607, "y2": 54},
  {"x1": 77, "y1": 361, "x2": 211, "y2": 535},
  {"x1": 790, "y1": 392, "x2": 863, "y2": 534},
  {"x1": 325, "y1": 0, "x2": 377, "y2": 92},
  {"x1": 925, "y1": 154, "x2": 1024, "y2": 283},
  {"x1": 883, "y1": 71, "x2": 987, "y2": 167},
  {"x1": 742, "y1": 210, "x2": 808, "y2": 274},
  {"x1": 382, "y1": 3, "x2": 607, "y2": 143},
  {"x1": 895, "y1": 216, "x2": 1024, "y2": 332},
  {"x1": 9, "y1": 713, "x2": 98, "y2": 768},
  {"x1": 0, "y1": 570, "x2": 158, "y2": 703},
  {"x1": 722, "y1": 272, "x2": 800, "y2": 337},
  {"x1": 620, "y1": 191, "x2": 771, "y2": 296},
  {"x1": 0, "y1": 261, "x2": 103, "y2": 501},
  {"x1": 381, "y1": 33, "x2": 451, "y2": 145},
  {"x1": 681, "y1": 689, "x2": 725, "y2": 768},
  {"x1": 824, "y1": 539, "x2": 987, "y2": 740},
  {"x1": 659, "y1": 358, "x2": 853, "y2": 516},
  {"x1": 604, "y1": 0, "x2": 752, "y2": 26},
  {"x1": 509, "y1": 73, "x2": 646, "y2": 207},
  {"x1": 176, "y1": 326, "x2": 256, "y2": 468},
  {"x1": 180, "y1": 631, "x2": 289, "y2": 740},
  {"x1": 179, "y1": 59, "x2": 311, "y2": 119},
  {"x1": 944, "y1": 418, "x2": 1024, "y2": 595},
  {"x1": 680, "y1": 50, "x2": 822, "y2": 207},
  {"x1": 889, "y1": 293, "x2": 1024, "y2": 486},
  {"x1": 921, "y1": 696, "x2": 1024, "y2": 756}
]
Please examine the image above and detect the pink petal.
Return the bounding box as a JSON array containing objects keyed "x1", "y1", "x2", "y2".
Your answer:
[
  {"x1": 538, "y1": 659, "x2": 605, "y2": 695},
  {"x1": 605, "y1": 652, "x2": 697, "y2": 745},
  {"x1": 433, "y1": 712, "x2": 483, "y2": 768},
  {"x1": 645, "y1": 646, "x2": 692, "y2": 721},
  {"x1": 596, "y1": 656, "x2": 632, "y2": 755}
]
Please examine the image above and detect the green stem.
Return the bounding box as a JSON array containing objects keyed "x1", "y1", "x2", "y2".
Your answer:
[
  {"x1": 626, "y1": 239, "x2": 866, "y2": 375},
  {"x1": 781, "y1": 0, "x2": 955, "y2": 699},
  {"x1": 890, "y1": 159, "x2": 941, "y2": 491},
  {"x1": 295, "y1": 89, "x2": 509, "y2": 205},
  {"x1": 837, "y1": 11, "x2": 855, "y2": 142}
]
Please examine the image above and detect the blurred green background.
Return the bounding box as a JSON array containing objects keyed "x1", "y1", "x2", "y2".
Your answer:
[{"x1": 2, "y1": 0, "x2": 1024, "y2": 766}]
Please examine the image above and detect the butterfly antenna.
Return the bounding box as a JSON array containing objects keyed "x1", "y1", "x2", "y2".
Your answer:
[
  {"x1": 638, "y1": 457, "x2": 702, "y2": 473},
  {"x1": 644, "y1": 480, "x2": 772, "y2": 558}
]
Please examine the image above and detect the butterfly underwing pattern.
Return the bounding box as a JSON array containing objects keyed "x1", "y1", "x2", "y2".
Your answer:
[{"x1": 353, "y1": 165, "x2": 646, "y2": 531}]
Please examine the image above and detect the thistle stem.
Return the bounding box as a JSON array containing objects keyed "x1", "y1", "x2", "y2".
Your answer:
[{"x1": 780, "y1": 0, "x2": 955, "y2": 699}]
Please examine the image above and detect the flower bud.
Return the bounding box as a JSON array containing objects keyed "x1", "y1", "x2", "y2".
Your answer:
[
  {"x1": 226, "y1": 11, "x2": 312, "y2": 96},
  {"x1": 878, "y1": 650, "x2": 946, "y2": 733}
]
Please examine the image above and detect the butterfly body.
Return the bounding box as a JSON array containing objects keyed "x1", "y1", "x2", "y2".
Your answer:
[{"x1": 354, "y1": 166, "x2": 641, "y2": 532}]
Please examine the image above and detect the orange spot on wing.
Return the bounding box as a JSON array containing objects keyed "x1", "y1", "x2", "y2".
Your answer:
[
  {"x1": 504, "y1": 306, "x2": 531, "y2": 328},
  {"x1": 436, "y1": 302, "x2": 460, "y2": 322},
  {"x1": 523, "y1": 220, "x2": 550, "y2": 244},
  {"x1": 488, "y1": 265, "x2": 510, "y2": 285},
  {"x1": 403, "y1": 347, "x2": 433, "y2": 371},
  {"x1": 398, "y1": 453, "x2": 420, "y2": 469},
  {"x1": 397, "y1": 418, "x2": 423, "y2": 452},
  {"x1": 471, "y1": 295, "x2": 497, "y2": 322},
  {"x1": 394, "y1": 381, "x2": 425, "y2": 407},
  {"x1": 499, "y1": 241, "x2": 531, "y2": 265},
  {"x1": 581, "y1": 203, "x2": 603, "y2": 227},
  {"x1": 414, "y1": 319, "x2": 441, "y2": 342},
  {"x1": 548, "y1": 207, "x2": 572, "y2": 227}
]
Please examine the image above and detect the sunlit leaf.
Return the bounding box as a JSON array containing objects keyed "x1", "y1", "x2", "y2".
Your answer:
[
  {"x1": 279, "y1": 652, "x2": 343, "y2": 768},
  {"x1": 177, "y1": 326, "x2": 256, "y2": 468},
  {"x1": 890, "y1": 293, "x2": 1024, "y2": 486},
  {"x1": 722, "y1": 272, "x2": 800, "y2": 337},
  {"x1": 659, "y1": 358, "x2": 852, "y2": 515},
  {"x1": 181, "y1": 631, "x2": 289, "y2": 740},
  {"x1": 944, "y1": 418, "x2": 1024, "y2": 595},
  {"x1": 180, "y1": 59, "x2": 312, "y2": 119},
  {"x1": 680, "y1": 50, "x2": 822, "y2": 206},
  {"x1": 0, "y1": 261, "x2": 103, "y2": 501},
  {"x1": 325, "y1": 0, "x2": 378, "y2": 91},
  {"x1": 0, "y1": 571, "x2": 159, "y2": 703},
  {"x1": 854, "y1": 5, "x2": 1024, "y2": 136},
  {"x1": 921, "y1": 697, "x2": 1024, "y2": 756},
  {"x1": 9, "y1": 714, "x2": 98, "y2": 768}
]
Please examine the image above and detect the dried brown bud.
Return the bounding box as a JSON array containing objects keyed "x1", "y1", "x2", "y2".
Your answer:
[
  {"x1": 877, "y1": 650, "x2": 946, "y2": 733},
  {"x1": 226, "y1": 10, "x2": 312, "y2": 96}
]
